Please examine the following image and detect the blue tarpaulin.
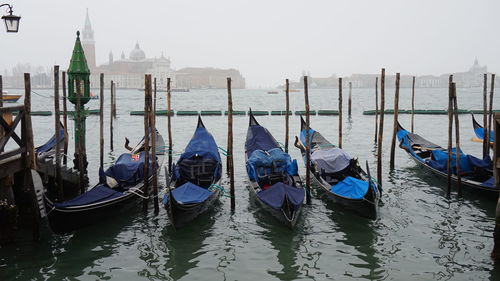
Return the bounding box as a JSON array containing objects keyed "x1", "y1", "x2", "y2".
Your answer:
[
  {"x1": 170, "y1": 182, "x2": 213, "y2": 204},
  {"x1": 431, "y1": 148, "x2": 472, "y2": 173},
  {"x1": 179, "y1": 127, "x2": 221, "y2": 163},
  {"x1": 481, "y1": 177, "x2": 495, "y2": 188},
  {"x1": 245, "y1": 125, "x2": 280, "y2": 156},
  {"x1": 474, "y1": 127, "x2": 494, "y2": 142},
  {"x1": 55, "y1": 185, "x2": 123, "y2": 208},
  {"x1": 467, "y1": 155, "x2": 492, "y2": 169},
  {"x1": 247, "y1": 148, "x2": 296, "y2": 181},
  {"x1": 105, "y1": 151, "x2": 155, "y2": 186},
  {"x1": 36, "y1": 129, "x2": 65, "y2": 154},
  {"x1": 299, "y1": 128, "x2": 314, "y2": 147},
  {"x1": 257, "y1": 182, "x2": 305, "y2": 210},
  {"x1": 330, "y1": 176, "x2": 369, "y2": 199}
]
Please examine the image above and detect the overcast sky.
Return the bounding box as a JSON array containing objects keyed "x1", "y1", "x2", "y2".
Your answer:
[{"x1": 1, "y1": 0, "x2": 499, "y2": 87}]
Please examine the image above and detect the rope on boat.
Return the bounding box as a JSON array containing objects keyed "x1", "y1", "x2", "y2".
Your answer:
[
  {"x1": 319, "y1": 144, "x2": 336, "y2": 148},
  {"x1": 217, "y1": 146, "x2": 229, "y2": 156},
  {"x1": 208, "y1": 184, "x2": 233, "y2": 198},
  {"x1": 127, "y1": 188, "x2": 149, "y2": 199}
]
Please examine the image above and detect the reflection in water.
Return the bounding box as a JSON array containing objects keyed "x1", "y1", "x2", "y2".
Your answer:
[
  {"x1": 329, "y1": 206, "x2": 385, "y2": 280},
  {"x1": 159, "y1": 210, "x2": 216, "y2": 280}
]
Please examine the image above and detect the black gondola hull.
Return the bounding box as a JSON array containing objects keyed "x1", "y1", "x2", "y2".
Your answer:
[{"x1": 165, "y1": 189, "x2": 220, "y2": 229}]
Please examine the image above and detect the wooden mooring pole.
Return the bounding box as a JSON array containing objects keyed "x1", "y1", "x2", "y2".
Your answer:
[
  {"x1": 24, "y1": 73, "x2": 40, "y2": 240},
  {"x1": 452, "y1": 83, "x2": 462, "y2": 196},
  {"x1": 152, "y1": 78, "x2": 159, "y2": 213},
  {"x1": 75, "y1": 79, "x2": 85, "y2": 194},
  {"x1": 376, "y1": 69, "x2": 385, "y2": 185},
  {"x1": 62, "y1": 71, "x2": 68, "y2": 166},
  {"x1": 411, "y1": 76, "x2": 416, "y2": 133},
  {"x1": 492, "y1": 112, "x2": 500, "y2": 261},
  {"x1": 348, "y1": 82, "x2": 352, "y2": 117},
  {"x1": 390, "y1": 73, "x2": 400, "y2": 170},
  {"x1": 304, "y1": 76, "x2": 312, "y2": 205},
  {"x1": 167, "y1": 78, "x2": 173, "y2": 175},
  {"x1": 488, "y1": 74, "x2": 496, "y2": 152},
  {"x1": 110, "y1": 80, "x2": 114, "y2": 151},
  {"x1": 338, "y1": 77, "x2": 343, "y2": 149},
  {"x1": 483, "y1": 74, "x2": 489, "y2": 158},
  {"x1": 99, "y1": 74, "x2": 104, "y2": 169},
  {"x1": 0, "y1": 75, "x2": 3, "y2": 108},
  {"x1": 143, "y1": 75, "x2": 152, "y2": 212},
  {"x1": 113, "y1": 84, "x2": 117, "y2": 118},
  {"x1": 285, "y1": 79, "x2": 290, "y2": 153},
  {"x1": 227, "y1": 77, "x2": 235, "y2": 211},
  {"x1": 447, "y1": 76, "x2": 454, "y2": 197},
  {"x1": 54, "y1": 66, "x2": 63, "y2": 200},
  {"x1": 374, "y1": 77, "x2": 378, "y2": 144}
]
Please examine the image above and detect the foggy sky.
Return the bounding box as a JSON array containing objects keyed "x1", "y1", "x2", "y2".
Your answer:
[{"x1": 1, "y1": 0, "x2": 499, "y2": 87}]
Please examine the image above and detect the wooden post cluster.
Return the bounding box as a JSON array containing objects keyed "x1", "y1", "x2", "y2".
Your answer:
[
  {"x1": 151, "y1": 78, "x2": 159, "y2": 213},
  {"x1": 53, "y1": 66, "x2": 63, "y2": 200},
  {"x1": 304, "y1": 76, "x2": 312, "y2": 205},
  {"x1": 62, "y1": 72, "x2": 68, "y2": 166},
  {"x1": 227, "y1": 77, "x2": 235, "y2": 211},
  {"x1": 142, "y1": 75, "x2": 152, "y2": 212},
  {"x1": 338, "y1": 77, "x2": 343, "y2": 149},
  {"x1": 374, "y1": 77, "x2": 378, "y2": 143},
  {"x1": 411, "y1": 76, "x2": 416, "y2": 133},
  {"x1": 285, "y1": 79, "x2": 290, "y2": 153},
  {"x1": 376, "y1": 69, "x2": 385, "y2": 185},
  {"x1": 110, "y1": 80, "x2": 114, "y2": 151},
  {"x1": 167, "y1": 78, "x2": 173, "y2": 175},
  {"x1": 99, "y1": 74, "x2": 104, "y2": 169},
  {"x1": 348, "y1": 82, "x2": 352, "y2": 117},
  {"x1": 390, "y1": 73, "x2": 400, "y2": 170},
  {"x1": 446, "y1": 76, "x2": 454, "y2": 196}
]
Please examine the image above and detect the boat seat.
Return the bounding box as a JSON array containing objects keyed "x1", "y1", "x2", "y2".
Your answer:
[{"x1": 177, "y1": 156, "x2": 218, "y2": 188}]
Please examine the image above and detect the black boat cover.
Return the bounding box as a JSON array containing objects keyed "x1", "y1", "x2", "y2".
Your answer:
[
  {"x1": 257, "y1": 182, "x2": 304, "y2": 211},
  {"x1": 54, "y1": 185, "x2": 123, "y2": 208}
]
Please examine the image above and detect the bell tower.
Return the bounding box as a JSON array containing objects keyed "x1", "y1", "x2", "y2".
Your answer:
[{"x1": 81, "y1": 9, "x2": 96, "y2": 70}]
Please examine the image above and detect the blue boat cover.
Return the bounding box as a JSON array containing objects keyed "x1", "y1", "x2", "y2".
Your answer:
[
  {"x1": 474, "y1": 127, "x2": 494, "y2": 143},
  {"x1": 54, "y1": 184, "x2": 124, "y2": 208},
  {"x1": 171, "y1": 182, "x2": 213, "y2": 204},
  {"x1": 36, "y1": 129, "x2": 65, "y2": 154},
  {"x1": 481, "y1": 176, "x2": 495, "y2": 188},
  {"x1": 431, "y1": 148, "x2": 472, "y2": 173},
  {"x1": 330, "y1": 176, "x2": 369, "y2": 199},
  {"x1": 247, "y1": 148, "x2": 297, "y2": 181},
  {"x1": 299, "y1": 128, "x2": 315, "y2": 147},
  {"x1": 246, "y1": 125, "x2": 280, "y2": 157},
  {"x1": 257, "y1": 182, "x2": 305, "y2": 210},
  {"x1": 105, "y1": 151, "x2": 155, "y2": 186},
  {"x1": 468, "y1": 155, "x2": 492, "y2": 169},
  {"x1": 179, "y1": 126, "x2": 221, "y2": 163}
]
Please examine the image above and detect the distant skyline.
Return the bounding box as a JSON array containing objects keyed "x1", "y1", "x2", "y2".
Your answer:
[{"x1": 1, "y1": 0, "x2": 499, "y2": 88}]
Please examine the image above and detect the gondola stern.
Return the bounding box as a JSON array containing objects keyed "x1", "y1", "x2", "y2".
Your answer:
[{"x1": 248, "y1": 108, "x2": 259, "y2": 126}]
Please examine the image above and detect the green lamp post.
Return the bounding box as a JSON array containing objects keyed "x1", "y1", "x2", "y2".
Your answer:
[{"x1": 67, "y1": 31, "x2": 91, "y2": 174}]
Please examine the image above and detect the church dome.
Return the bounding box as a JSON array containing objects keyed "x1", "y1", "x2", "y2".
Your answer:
[{"x1": 130, "y1": 42, "x2": 146, "y2": 60}]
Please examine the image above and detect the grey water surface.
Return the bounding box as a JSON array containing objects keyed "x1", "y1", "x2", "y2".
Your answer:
[{"x1": 1, "y1": 87, "x2": 499, "y2": 281}]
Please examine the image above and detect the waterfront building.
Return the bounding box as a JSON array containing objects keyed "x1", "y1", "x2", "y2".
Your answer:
[{"x1": 175, "y1": 67, "x2": 245, "y2": 89}]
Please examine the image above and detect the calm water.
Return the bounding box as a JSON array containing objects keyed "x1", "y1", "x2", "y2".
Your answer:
[{"x1": 1, "y1": 87, "x2": 500, "y2": 280}]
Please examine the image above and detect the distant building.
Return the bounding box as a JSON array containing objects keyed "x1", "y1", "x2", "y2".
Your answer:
[{"x1": 175, "y1": 67, "x2": 245, "y2": 89}]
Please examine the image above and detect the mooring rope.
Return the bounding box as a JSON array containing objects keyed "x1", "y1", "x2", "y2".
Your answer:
[{"x1": 208, "y1": 184, "x2": 233, "y2": 198}]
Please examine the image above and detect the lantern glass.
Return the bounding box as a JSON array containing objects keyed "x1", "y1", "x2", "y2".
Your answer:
[{"x1": 2, "y1": 14, "x2": 21, "y2": 33}]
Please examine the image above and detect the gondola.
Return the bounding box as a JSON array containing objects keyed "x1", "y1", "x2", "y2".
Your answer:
[
  {"x1": 396, "y1": 122, "x2": 496, "y2": 193},
  {"x1": 245, "y1": 110, "x2": 305, "y2": 228},
  {"x1": 295, "y1": 116, "x2": 380, "y2": 219},
  {"x1": 163, "y1": 116, "x2": 222, "y2": 228},
  {"x1": 35, "y1": 122, "x2": 65, "y2": 161},
  {"x1": 471, "y1": 114, "x2": 494, "y2": 144},
  {"x1": 43, "y1": 129, "x2": 165, "y2": 233}
]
